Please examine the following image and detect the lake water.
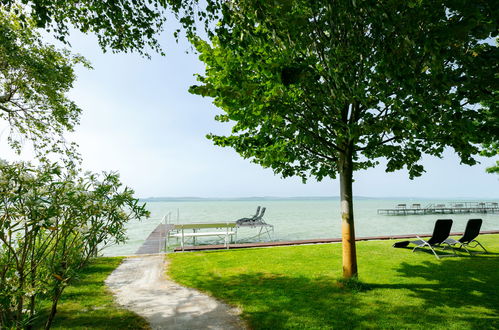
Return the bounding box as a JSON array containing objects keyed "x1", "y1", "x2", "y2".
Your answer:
[{"x1": 102, "y1": 198, "x2": 499, "y2": 256}]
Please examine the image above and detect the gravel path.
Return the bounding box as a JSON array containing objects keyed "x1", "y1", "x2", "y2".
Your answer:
[{"x1": 105, "y1": 255, "x2": 247, "y2": 330}]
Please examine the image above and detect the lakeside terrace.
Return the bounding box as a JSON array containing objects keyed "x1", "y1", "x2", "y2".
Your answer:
[{"x1": 135, "y1": 223, "x2": 499, "y2": 254}]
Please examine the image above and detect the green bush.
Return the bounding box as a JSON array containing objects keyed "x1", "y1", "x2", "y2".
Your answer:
[{"x1": 0, "y1": 161, "x2": 149, "y2": 329}]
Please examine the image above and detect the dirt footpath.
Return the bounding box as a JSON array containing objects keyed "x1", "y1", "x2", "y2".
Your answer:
[{"x1": 105, "y1": 255, "x2": 247, "y2": 330}]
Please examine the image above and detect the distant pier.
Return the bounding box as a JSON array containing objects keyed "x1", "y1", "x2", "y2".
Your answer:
[{"x1": 378, "y1": 201, "x2": 499, "y2": 215}]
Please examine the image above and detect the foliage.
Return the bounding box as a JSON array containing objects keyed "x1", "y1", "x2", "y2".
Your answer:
[
  {"x1": 486, "y1": 160, "x2": 499, "y2": 174},
  {"x1": 0, "y1": 0, "x2": 168, "y2": 57},
  {"x1": 0, "y1": 7, "x2": 90, "y2": 160},
  {"x1": 168, "y1": 235, "x2": 499, "y2": 329},
  {"x1": 190, "y1": 0, "x2": 497, "y2": 179},
  {"x1": 0, "y1": 160, "x2": 149, "y2": 329},
  {"x1": 33, "y1": 257, "x2": 149, "y2": 329},
  {"x1": 188, "y1": 0, "x2": 498, "y2": 277},
  {"x1": 0, "y1": 5, "x2": 151, "y2": 330},
  {"x1": 481, "y1": 142, "x2": 499, "y2": 174},
  {"x1": 0, "y1": 0, "x2": 229, "y2": 56}
]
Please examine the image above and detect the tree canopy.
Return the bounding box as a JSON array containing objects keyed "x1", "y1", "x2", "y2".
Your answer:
[
  {"x1": 0, "y1": 0, "x2": 169, "y2": 56},
  {"x1": 0, "y1": 8, "x2": 89, "y2": 159},
  {"x1": 190, "y1": 0, "x2": 498, "y2": 277}
]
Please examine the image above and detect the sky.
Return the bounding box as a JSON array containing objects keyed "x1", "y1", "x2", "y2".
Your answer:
[{"x1": 1, "y1": 25, "x2": 498, "y2": 199}]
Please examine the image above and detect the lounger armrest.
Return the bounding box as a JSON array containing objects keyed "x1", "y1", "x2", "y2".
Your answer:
[
  {"x1": 412, "y1": 236, "x2": 426, "y2": 246},
  {"x1": 444, "y1": 238, "x2": 459, "y2": 245}
]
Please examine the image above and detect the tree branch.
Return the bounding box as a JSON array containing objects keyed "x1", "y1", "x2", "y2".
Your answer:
[{"x1": 355, "y1": 136, "x2": 398, "y2": 151}]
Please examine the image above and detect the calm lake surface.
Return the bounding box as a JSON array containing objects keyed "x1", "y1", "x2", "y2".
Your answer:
[{"x1": 102, "y1": 198, "x2": 499, "y2": 256}]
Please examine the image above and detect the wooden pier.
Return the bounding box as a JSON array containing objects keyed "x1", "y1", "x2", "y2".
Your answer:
[
  {"x1": 135, "y1": 224, "x2": 174, "y2": 255},
  {"x1": 378, "y1": 201, "x2": 499, "y2": 215}
]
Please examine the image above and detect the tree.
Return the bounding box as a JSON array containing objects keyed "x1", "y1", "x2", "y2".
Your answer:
[
  {"x1": 189, "y1": 0, "x2": 498, "y2": 278},
  {"x1": 0, "y1": 7, "x2": 89, "y2": 160},
  {"x1": 0, "y1": 7, "x2": 150, "y2": 329}
]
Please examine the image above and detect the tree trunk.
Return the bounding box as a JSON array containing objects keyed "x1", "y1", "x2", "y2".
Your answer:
[
  {"x1": 339, "y1": 148, "x2": 358, "y2": 278},
  {"x1": 44, "y1": 287, "x2": 63, "y2": 330}
]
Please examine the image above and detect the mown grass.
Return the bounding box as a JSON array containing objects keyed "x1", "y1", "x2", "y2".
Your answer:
[
  {"x1": 33, "y1": 257, "x2": 149, "y2": 329},
  {"x1": 168, "y1": 234, "x2": 499, "y2": 329}
]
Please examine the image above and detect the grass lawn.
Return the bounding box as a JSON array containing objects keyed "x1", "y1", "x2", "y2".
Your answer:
[
  {"x1": 168, "y1": 234, "x2": 499, "y2": 329},
  {"x1": 33, "y1": 257, "x2": 149, "y2": 329}
]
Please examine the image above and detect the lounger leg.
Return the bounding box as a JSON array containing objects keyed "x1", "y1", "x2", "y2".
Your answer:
[
  {"x1": 459, "y1": 243, "x2": 472, "y2": 255},
  {"x1": 428, "y1": 245, "x2": 441, "y2": 259},
  {"x1": 463, "y1": 240, "x2": 488, "y2": 255},
  {"x1": 474, "y1": 241, "x2": 488, "y2": 253},
  {"x1": 181, "y1": 229, "x2": 185, "y2": 251},
  {"x1": 413, "y1": 243, "x2": 445, "y2": 259},
  {"x1": 443, "y1": 243, "x2": 457, "y2": 256},
  {"x1": 424, "y1": 243, "x2": 440, "y2": 259}
]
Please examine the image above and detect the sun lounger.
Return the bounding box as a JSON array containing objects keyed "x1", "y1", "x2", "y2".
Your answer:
[
  {"x1": 236, "y1": 207, "x2": 268, "y2": 227},
  {"x1": 235, "y1": 207, "x2": 273, "y2": 241},
  {"x1": 444, "y1": 219, "x2": 488, "y2": 255},
  {"x1": 236, "y1": 206, "x2": 261, "y2": 225},
  {"x1": 410, "y1": 219, "x2": 456, "y2": 259}
]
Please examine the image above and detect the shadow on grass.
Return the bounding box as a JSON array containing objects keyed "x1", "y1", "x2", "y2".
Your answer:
[
  {"x1": 38, "y1": 309, "x2": 149, "y2": 330},
  {"x1": 391, "y1": 255, "x2": 499, "y2": 311},
  {"x1": 191, "y1": 272, "x2": 369, "y2": 329},
  {"x1": 32, "y1": 258, "x2": 149, "y2": 329},
  {"x1": 182, "y1": 252, "x2": 499, "y2": 329},
  {"x1": 396, "y1": 244, "x2": 499, "y2": 258},
  {"x1": 367, "y1": 252, "x2": 499, "y2": 328}
]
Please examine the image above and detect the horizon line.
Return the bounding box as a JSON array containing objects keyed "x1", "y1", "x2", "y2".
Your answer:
[{"x1": 139, "y1": 195, "x2": 499, "y2": 201}]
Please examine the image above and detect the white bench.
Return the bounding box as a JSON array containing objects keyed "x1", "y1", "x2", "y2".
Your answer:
[{"x1": 167, "y1": 223, "x2": 237, "y2": 251}]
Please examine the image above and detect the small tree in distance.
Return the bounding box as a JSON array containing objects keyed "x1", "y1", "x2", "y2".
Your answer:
[{"x1": 189, "y1": 0, "x2": 498, "y2": 278}]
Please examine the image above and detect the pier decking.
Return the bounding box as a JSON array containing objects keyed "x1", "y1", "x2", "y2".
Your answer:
[
  {"x1": 135, "y1": 224, "x2": 174, "y2": 254},
  {"x1": 378, "y1": 201, "x2": 499, "y2": 215}
]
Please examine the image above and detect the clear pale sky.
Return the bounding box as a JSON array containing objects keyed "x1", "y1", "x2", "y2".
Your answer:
[{"x1": 1, "y1": 26, "x2": 498, "y2": 199}]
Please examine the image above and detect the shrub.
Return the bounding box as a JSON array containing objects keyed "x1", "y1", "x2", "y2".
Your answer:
[{"x1": 0, "y1": 160, "x2": 149, "y2": 329}]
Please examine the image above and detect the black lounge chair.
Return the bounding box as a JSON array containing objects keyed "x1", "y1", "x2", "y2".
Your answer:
[
  {"x1": 236, "y1": 206, "x2": 262, "y2": 226},
  {"x1": 411, "y1": 219, "x2": 456, "y2": 259},
  {"x1": 236, "y1": 207, "x2": 268, "y2": 227},
  {"x1": 444, "y1": 219, "x2": 488, "y2": 255}
]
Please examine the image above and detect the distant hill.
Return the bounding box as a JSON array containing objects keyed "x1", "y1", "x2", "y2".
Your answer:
[
  {"x1": 139, "y1": 196, "x2": 498, "y2": 202},
  {"x1": 138, "y1": 196, "x2": 384, "y2": 202}
]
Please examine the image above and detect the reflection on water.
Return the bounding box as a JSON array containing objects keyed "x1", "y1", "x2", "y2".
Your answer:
[{"x1": 102, "y1": 199, "x2": 499, "y2": 256}]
